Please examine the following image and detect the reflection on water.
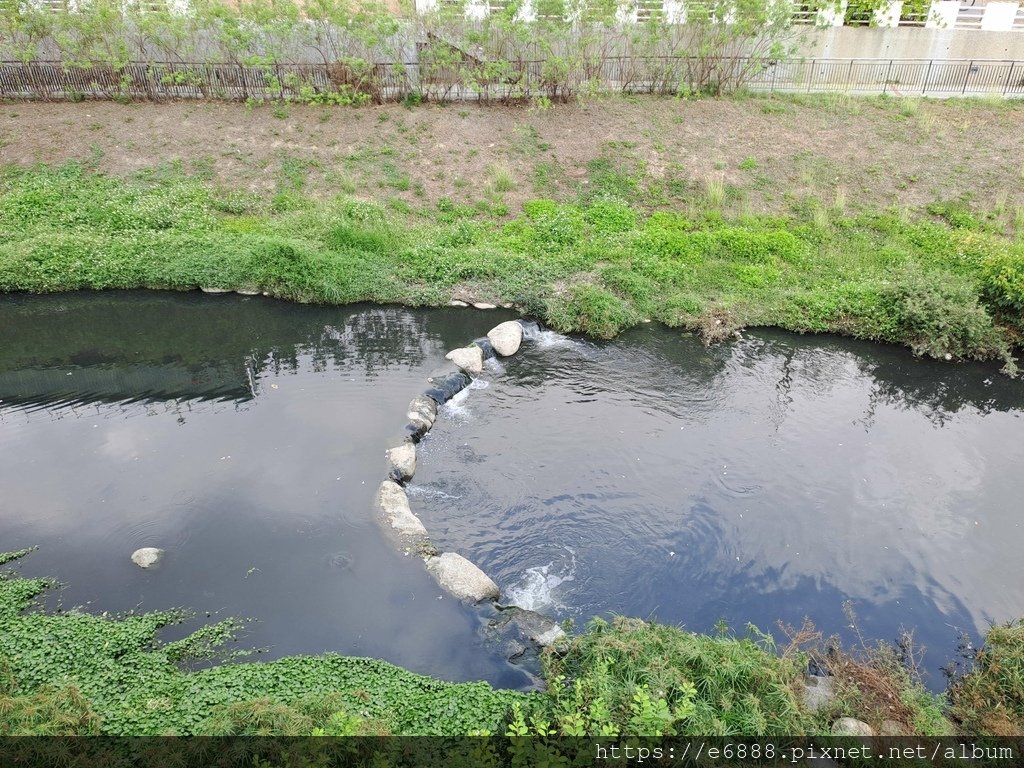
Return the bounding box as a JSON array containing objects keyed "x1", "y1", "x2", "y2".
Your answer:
[
  {"x1": 412, "y1": 326, "x2": 1024, "y2": 687},
  {"x1": 0, "y1": 292, "x2": 530, "y2": 688}
]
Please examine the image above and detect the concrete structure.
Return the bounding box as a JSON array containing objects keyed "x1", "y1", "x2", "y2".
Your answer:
[
  {"x1": 412, "y1": 0, "x2": 1024, "y2": 34},
  {"x1": 805, "y1": 25, "x2": 1024, "y2": 60}
]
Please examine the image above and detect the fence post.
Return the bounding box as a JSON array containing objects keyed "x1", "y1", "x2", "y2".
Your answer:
[
  {"x1": 1004, "y1": 62, "x2": 1015, "y2": 96},
  {"x1": 922, "y1": 59, "x2": 932, "y2": 95},
  {"x1": 847, "y1": 59, "x2": 854, "y2": 93},
  {"x1": 962, "y1": 60, "x2": 972, "y2": 94},
  {"x1": 808, "y1": 58, "x2": 815, "y2": 92},
  {"x1": 883, "y1": 59, "x2": 893, "y2": 94}
]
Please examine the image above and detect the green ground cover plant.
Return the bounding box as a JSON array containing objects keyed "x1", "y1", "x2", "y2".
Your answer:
[
  {"x1": 1, "y1": 161, "x2": 1021, "y2": 372},
  {"x1": 5, "y1": 548, "x2": 1022, "y2": 740},
  {"x1": 0, "y1": 549, "x2": 534, "y2": 736}
]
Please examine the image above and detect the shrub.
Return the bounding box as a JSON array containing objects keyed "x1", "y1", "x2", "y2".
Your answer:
[
  {"x1": 712, "y1": 228, "x2": 803, "y2": 264},
  {"x1": 547, "y1": 284, "x2": 637, "y2": 338},
  {"x1": 979, "y1": 249, "x2": 1024, "y2": 322},
  {"x1": 539, "y1": 617, "x2": 809, "y2": 736},
  {"x1": 949, "y1": 621, "x2": 1024, "y2": 736},
  {"x1": 880, "y1": 267, "x2": 1009, "y2": 362},
  {"x1": 328, "y1": 222, "x2": 392, "y2": 255},
  {"x1": 584, "y1": 197, "x2": 637, "y2": 236},
  {"x1": 927, "y1": 200, "x2": 981, "y2": 231}
]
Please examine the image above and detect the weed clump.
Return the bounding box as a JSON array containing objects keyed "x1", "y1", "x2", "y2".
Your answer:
[
  {"x1": 949, "y1": 621, "x2": 1024, "y2": 736},
  {"x1": 539, "y1": 617, "x2": 809, "y2": 736}
]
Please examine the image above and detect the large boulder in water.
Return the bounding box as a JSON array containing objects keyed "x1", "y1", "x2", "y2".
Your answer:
[
  {"x1": 445, "y1": 346, "x2": 484, "y2": 375},
  {"x1": 406, "y1": 395, "x2": 438, "y2": 438},
  {"x1": 131, "y1": 547, "x2": 164, "y2": 568},
  {"x1": 487, "y1": 321, "x2": 524, "y2": 357},
  {"x1": 387, "y1": 442, "x2": 416, "y2": 482},
  {"x1": 377, "y1": 480, "x2": 427, "y2": 536},
  {"x1": 425, "y1": 553, "x2": 499, "y2": 602}
]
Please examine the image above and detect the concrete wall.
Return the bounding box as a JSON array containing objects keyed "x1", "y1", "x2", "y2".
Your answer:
[{"x1": 804, "y1": 25, "x2": 1024, "y2": 61}]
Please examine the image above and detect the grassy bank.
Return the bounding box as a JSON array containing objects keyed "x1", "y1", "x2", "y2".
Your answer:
[
  {"x1": 4, "y1": 549, "x2": 1022, "y2": 741},
  {"x1": 1, "y1": 159, "x2": 1022, "y2": 371}
]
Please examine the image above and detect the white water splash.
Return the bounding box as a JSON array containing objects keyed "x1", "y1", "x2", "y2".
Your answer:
[
  {"x1": 406, "y1": 485, "x2": 463, "y2": 501},
  {"x1": 441, "y1": 387, "x2": 472, "y2": 418},
  {"x1": 440, "y1": 378, "x2": 488, "y2": 419},
  {"x1": 505, "y1": 549, "x2": 577, "y2": 612},
  {"x1": 521, "y1": 325, "x2": 576, "y2": 350}
]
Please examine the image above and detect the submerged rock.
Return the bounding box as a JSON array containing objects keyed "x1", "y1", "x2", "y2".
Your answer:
[
  {"x1": 200, "y1": 287, "x2": 230, "y2": 294},
  {"x1": 377, "y1": 480, "x2": 427, "y2": 537},
  {"x1": 387, "y1": 442, "x2": 416, "y2": 482},
  {"x1": 131, "y1": 547, "x2": 164, "y2": 568},
  {"x1": 425, "y1": 552, "x2": 499, "y2": 603},
  {"x1": 487, "y1": 321, "x2": 524, "y2": 357},
  {"x1": 472, "y1": 337, "x2": 497, "y2": 360},
  {"x1": 484, "y1": 605, "x2": 566, "y2": 683},
  {"x1": 445, "y1": 346, "x2": 484, "y2": 376},
  {"x1": 424, "y1": 372, "x2": 470, "y2": 405},
  {"x1": 235, "y1": 288, "x2": 260, "y2": 296},
  {"x1": 490, "y1": 606, "x2": 565, "y2": 649}
]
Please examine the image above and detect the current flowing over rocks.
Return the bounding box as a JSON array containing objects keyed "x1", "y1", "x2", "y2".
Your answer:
[{"x1": 370, "y1": 319, "x2": 564, "y2": 640}]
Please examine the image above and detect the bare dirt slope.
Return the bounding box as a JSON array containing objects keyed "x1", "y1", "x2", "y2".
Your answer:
[{"x1": 1, "y1": 95, "x2": 1022, "y2": 218}]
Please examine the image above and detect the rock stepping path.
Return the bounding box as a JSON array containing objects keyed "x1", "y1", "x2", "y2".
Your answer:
[{"x1": 374, "y1": 315, "x2": 564, "y2": 647}]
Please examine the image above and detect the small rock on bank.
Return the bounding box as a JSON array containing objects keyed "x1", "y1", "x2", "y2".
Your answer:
[
  {"x1": 131, "y1": 547, "x2": 164, "y2": 568},
  {"x1": 445, "y1": 346, "x2": 484, "y2": 376},
  {"x1": 487, "y1": 321, "x2": 524, "y2": 357},
  {"x1": 831, "y1": 717, "x2": 875, "y2": 736},
  {"x1": 802, "y1": 675, "x2": 835, "y2": 713},
  {"x1": 425, "y1": 553, "x2": 499, "y2": 602}
]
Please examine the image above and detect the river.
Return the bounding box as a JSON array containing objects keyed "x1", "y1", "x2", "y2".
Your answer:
[{"x1": 2, "y1": 292, "x2": 1022, "y2": 688}]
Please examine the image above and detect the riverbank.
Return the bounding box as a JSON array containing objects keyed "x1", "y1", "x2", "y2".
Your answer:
[
  {"x1": 4, "y1": 547, "x2": 1022, "y2": 741},
  {"x1": 1, "y1": 139, "x2": 1023, "y2": 370}
]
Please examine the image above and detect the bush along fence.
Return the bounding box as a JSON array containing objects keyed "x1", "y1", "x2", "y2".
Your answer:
[
  {"x1": 2, "y1": 56, "x2": 1023, "y2": 101},
  {"x1": 374, "y1": 311, "x2": 568, "y2": 671},
  {"x1": 2, "y1": 0, "x2": 1022, "y2": 102}
]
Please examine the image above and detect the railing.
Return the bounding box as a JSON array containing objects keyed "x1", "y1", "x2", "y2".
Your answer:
[{"x1": 0, "y1": 57, "x2": 1021, "y2": 102}]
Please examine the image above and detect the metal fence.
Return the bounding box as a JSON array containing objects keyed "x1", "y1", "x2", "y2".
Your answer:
[{"x1": 1, "y1": 56, "x2": 1022, "y2": 102}]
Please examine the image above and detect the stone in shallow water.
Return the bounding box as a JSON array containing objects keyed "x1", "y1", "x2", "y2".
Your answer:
[
  {"x1": 445, "y1": 346, "x2": 483, "y2": 376},
  {"x1": 131, "y1": 547, "x2": 164, "y2": 568},
  {"x1": 387, "y1": 442, "x2": 416, "y2": 481},
  {"x1": 472, "y1": 302, "x2": 497, "y2": 310},
  {"x1": 424, "y1": 372, "x2": 470, "y2": 405},
  {"x1": 449, "y1": 300, "x2": 469, "y2": 307},
  {"x1": 486, "y1": 321, "x2": 524, "y2": 357},
  {"x1": 425, "y1": 553, "x2": 499, "y2": 602},
  {"x1": 407, "y1": 395, "x2": 438, "y2": 435},
  {"x1": 377, "y1": 480, "x2": 427, "y2": 536},
  {"x1": 200, "y1": 287, "x2": 230, "y2": 294}
]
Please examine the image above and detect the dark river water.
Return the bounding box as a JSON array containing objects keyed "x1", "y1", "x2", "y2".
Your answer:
[{"x1": 2, "y1": 292, "x2": 1022, "y2": 689}]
